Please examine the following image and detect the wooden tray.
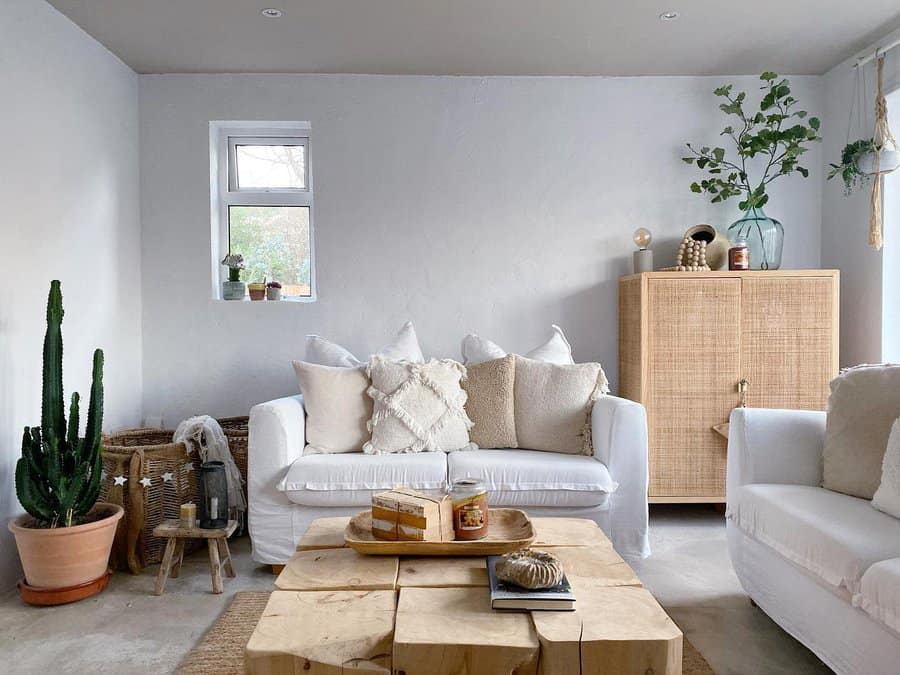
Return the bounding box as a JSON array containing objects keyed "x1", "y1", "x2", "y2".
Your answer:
[{"x1": 344, "y1": 508, "x2": 535, "y2": 556}]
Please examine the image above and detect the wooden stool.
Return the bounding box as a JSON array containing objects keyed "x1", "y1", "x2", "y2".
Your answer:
[{"x1": 152, "y1": 519, "x2": 237, "y2": 595}]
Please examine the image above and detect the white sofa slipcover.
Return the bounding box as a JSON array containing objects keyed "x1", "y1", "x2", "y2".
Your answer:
[
  {"x1": 249, "y1": 394, "x2": 650, "y2": 564},
  {"x1": 727, "y1": 407, "x2": 900, "y2": 675}
]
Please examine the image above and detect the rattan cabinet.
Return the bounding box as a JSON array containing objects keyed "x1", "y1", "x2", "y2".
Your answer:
[{"x1": 618, "y1": 270, "x2": 839, "y2": 503}]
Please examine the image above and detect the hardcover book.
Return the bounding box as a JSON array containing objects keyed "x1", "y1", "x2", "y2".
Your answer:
[{"x1": 486, "y1": 555, "x2": 576, "y2": 611}]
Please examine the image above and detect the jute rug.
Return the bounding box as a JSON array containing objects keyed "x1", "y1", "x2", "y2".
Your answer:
[{"x1": 178, "y1": 591, "x2": 715, "y2": 674}]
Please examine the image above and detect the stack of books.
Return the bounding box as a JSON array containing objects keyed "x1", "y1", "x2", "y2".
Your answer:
[{"x1": 486, "y1": 555, "x2": 576, "y2": 611}]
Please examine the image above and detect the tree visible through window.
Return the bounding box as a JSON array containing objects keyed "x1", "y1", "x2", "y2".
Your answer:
[{"x1": 229, "y1": 205, "x2": 311, "y2": 296}]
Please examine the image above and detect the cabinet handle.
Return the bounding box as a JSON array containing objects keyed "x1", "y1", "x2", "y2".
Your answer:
[{"x1": 737, "y1": 378, "x2": 749, "y2": 407}]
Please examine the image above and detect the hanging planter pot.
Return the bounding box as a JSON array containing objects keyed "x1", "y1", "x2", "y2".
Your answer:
[{"x1": 856, "y1": 149, "x2": 900, "y2": 175}]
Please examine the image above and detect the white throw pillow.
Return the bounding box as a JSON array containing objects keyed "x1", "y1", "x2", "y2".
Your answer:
[
  {"x1": 292, "y1": 362, "x2": 372, "y2": 454},
  {"x1": 461, "y1": 325, "x2": 574, "y2": 365},
  {"x1": 873, "y1": 418, "x2": 900, "y2": 519},
  {"x1": 306, "y1": 321, "x2": 425, "y2": 367},
  {"x1": 513, "y1": 355, "x2": 609, "y2": 455},
  {"x1": 364, "y1": 356, "x2": 474, "y2": 454}
]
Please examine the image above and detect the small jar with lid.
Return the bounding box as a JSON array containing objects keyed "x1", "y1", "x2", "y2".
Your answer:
[
  {"x1": 449, "y1": 478, "x2": 489, "y2": 540},
  {"x1": 728, "y1": 236, "x2": 750, "y2": 271}
]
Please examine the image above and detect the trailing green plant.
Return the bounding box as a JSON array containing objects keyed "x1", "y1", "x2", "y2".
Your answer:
[
  {"x1": 683, "y1": 72, "x2": 821, "y2": 211},
  {"x1": 15, "y1": 280, "x2": 104, "y2": 528},
  {"x1": 827, "y1": 138, "x2": 876, "y2": 195}
]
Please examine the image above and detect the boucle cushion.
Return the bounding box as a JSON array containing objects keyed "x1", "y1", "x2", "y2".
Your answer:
[
  {"x1": 823, "y1": 364, "x2": 900, "y2": 499},
  {"x1": 873, "y1": 418, "x2": 900, "y2": 519},
  {"x1": 461, "y1": 325, "x2": 574, "y2": 365},
  {"x1": 364, "y1": 356, "x2": 474, "y2": 454},
  {"x1": 462, "y1": 355, "x2": 517, "y2": 449},
  {"x1": 513, "y1": 355, "x2": 609, "y2": 455},
  {"x1": 292, "y1": 361, "x2": 373, "y2": 454},
  {"x1": 306, "y1": 321, "x2": 424, "y2": 367}
]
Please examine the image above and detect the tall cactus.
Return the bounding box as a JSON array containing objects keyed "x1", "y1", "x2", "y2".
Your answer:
[{"x1": 15, "y1": 280, "x2": 104, "y2": 528}]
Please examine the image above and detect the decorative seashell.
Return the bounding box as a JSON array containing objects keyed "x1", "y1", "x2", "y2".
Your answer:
[{"x1": 495, "y1": 548, "x2": 565, "y2": 590}]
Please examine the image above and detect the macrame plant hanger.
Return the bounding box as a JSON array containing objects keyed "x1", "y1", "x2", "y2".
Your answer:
[{"x1": 869, "y1": 54, "x2": 899, "y2": 250}]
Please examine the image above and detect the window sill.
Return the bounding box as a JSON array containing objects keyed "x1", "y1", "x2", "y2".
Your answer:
[{"x1": 215, "y1": 296, "x2": 316, "y2": 304}]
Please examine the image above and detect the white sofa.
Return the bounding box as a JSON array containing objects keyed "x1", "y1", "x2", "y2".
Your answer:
[
  {"x1": 248, "y1": 394, "x2": 650, "y2": 564},
  {"x1": 727, "y1": 407, "x2": 900, "y2": 675}
]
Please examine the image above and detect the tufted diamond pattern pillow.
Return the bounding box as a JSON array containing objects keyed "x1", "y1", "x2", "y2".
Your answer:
[{"x1": 364, "y1": 356, "x2": 475, "y2": 455}]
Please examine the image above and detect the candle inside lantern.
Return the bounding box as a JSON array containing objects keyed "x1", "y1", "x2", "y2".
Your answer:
[
  {"x1": 210, "y1": 496, "x2": 219, "y2": 521},
  {"x1": 180, "y1": 502, "x2": 196, "y2": 527}
]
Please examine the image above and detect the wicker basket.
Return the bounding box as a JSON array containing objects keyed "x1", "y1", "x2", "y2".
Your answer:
[
  {"x1": 100, "y1": 429, "x2": 202, "y2": 573},
  {"x1": 218, "y1": 416, "x2": 249, "y2": 502}
]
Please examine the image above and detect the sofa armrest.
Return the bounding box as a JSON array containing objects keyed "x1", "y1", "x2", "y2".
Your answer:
[
  {"x1": 726, "y1": 407, "x2": 825, "y2": 501},
  {"x1": 592, "y1": 396, "x2": 650, "y2": 559},
  {"x1": 248, "y1": 395, "x2": 305, "y2": 507}
]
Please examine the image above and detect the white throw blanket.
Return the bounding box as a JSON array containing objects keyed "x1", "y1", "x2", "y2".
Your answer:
[{"x1": 174, "y1": 416, "x2": 246, "y2": 515}]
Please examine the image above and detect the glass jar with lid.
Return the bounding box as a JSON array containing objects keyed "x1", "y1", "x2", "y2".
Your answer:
[{"x1": 449, "y1": 478, "x2": 489, "y2": 540}]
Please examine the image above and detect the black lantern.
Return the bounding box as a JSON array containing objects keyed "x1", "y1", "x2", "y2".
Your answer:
[{"x1": 199, "y1": 461, "x2": 229, "y2": 529}]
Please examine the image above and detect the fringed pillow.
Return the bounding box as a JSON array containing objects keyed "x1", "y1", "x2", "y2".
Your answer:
[
  {"x1": 364, "y1": 357, "x2": 475, "y2": 454},
  {"x1": 513, "y1": 355, "x2": 609, "y2": 455}
]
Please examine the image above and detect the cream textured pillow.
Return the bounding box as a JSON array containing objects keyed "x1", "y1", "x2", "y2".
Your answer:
[
  {"x1": 461, "y1": 325, "x2": 575, "y2": 365},
  {"x1": 823, "y1": 364, "x2": 900, "y2": 499},
  {"x1": 292, "y1": 361, "x2": 373, "y2": 454},
  {"x1": 513, "y1": 355, "x2": 609, "y2": 455},
  {"x1": 364, "y1": 357, "x2": 475, "y2": 454},
  {"x1": 873, "y1": 418, "x2": 900, "y2": 519},
  {"x1": 462, "y1": 355, "x2": 517, "y2": 449},
  {"x1": 306, "y1": 321, "x2": 424, "y2": 367}
]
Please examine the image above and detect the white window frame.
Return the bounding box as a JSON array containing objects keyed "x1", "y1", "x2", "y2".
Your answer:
[{"x1": 210, "y1": 121, "x2": 316, "y2": 302}]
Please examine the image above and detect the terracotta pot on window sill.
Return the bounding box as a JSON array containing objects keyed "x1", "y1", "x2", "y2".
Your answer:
[{"x1": 248, "y1": 283, "x2": 266, "y2": 301}]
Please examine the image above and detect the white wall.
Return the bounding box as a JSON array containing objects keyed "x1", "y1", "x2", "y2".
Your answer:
[
  {"x1": 821, "y1": 32, "x2": 900, "y2": 366},
  {"x1": 140, "y1": 74, "x2": 823, "y2": 425},
  {"x1": 0, "y1": 1, "x2": 142, "y2": 588}
]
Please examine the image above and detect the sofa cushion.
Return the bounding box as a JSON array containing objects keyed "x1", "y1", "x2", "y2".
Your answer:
[
  {"x1": 448, "y1": 449, "x2": 616, "y2": 508},
  {"x1": 462, "y1": 355, "x2": 518, "y2": 449},
  {"x1": 365, "y1": 357, "x2": 474, "y2": 454},
  {"x1": 280, "y1": 451, "x2": 447, "y2": 507},
  {"x1": 823, "y1": 363, "x2": 900, "y2": 499},
  {"x1": 514, "y1": 356, "x2": 609, "y2": 455},
  {"x1": 729, "y1": 483, "x2": 900, "y2": 595},
  {"x1": 306, "y1": 320, "x2": 424, "y2": 367},
  {"x1": 855, "y1": 558, "x2": 900, "y2": 638},
  {"x1": 461, "y1": 324, "x2": 575, "y2": 365},
  {"x1": 291, "y1": 361, "x2": 372, "y2": 454},
  {"x1": 873, "y1": 418, "x2": 900, "y2": 519}
]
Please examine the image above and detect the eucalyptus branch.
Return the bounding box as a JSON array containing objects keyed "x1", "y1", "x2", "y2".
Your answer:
[{"x1": 683, "y1": 72, "x2": 820, "y2": 211}]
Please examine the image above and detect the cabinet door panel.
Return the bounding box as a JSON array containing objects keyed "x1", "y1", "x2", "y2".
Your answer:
[
  {"x1": 648, "y1": 279, "x2": 741, "y2": 498},
  {"x1": 741, "y1": 277, "x2": 836, "y2": 411}
]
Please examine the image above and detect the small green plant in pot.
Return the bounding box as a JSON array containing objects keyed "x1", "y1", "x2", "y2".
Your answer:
[
  {"x1": 683, "y1": 72, "x2": 821, "y2": 270},
  {"x1": 8, "y1": 280, "x2": 123, "y2": 602},
  {"x1": 827, "y1": 139, "x2": 876, "y2": 194}
]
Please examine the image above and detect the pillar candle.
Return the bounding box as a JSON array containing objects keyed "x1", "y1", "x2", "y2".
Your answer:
[{"x1": 180, "y1": 503, "x2": 196, "y2": 527}]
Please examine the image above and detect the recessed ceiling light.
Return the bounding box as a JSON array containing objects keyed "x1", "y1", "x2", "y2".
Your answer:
[
  {"x1": 659, "y1": 11, "x2": 679, "y2": 21},
  {"x1": 260, "y1": 8, "x2": 283, "y2": 18}
]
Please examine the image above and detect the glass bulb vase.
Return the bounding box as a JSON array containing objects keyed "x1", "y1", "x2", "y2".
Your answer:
[{"x1": 726, "y1": 207, "x2": 784, "y2": 270}]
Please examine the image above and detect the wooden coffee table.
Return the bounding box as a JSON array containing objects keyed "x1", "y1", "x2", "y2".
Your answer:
[{"x1": 246, "y1": 516, "x2": 682, "y2": 675}]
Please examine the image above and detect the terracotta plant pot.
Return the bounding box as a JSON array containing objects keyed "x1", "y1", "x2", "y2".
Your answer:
[{"x1": 8, "y1": 502, "x2": 124, "y2": 589}]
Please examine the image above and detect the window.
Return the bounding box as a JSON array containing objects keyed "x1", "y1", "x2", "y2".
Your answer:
[{"x1": 211, "y1": 123, "x2": 315, "y2": 301}]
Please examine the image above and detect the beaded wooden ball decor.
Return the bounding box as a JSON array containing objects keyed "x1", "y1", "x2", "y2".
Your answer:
[
  {"x1": 662, "y1": 236, "x2": 711, "y2": 272},
  {"x1": 495, "y1": 548, "x2": 565, "y2": 589}
]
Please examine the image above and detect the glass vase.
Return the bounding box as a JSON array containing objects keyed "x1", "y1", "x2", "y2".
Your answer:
[{"x1": 726, "y1": 207, "x2": 784, "y2": 270}]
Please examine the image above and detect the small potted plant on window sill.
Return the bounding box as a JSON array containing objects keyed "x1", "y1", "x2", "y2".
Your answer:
[
  {"x1": 221, "y1": 254, "x2": 246, "y2": 300},
  {"x1": 266, "y1": 280, "x2": 283, "y2": 301},
  {"x1": 248, "y1": 279, "x2": 267, "y2": 301}
]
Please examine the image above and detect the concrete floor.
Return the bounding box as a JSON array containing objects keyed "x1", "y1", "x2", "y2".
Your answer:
[{"x1": 0, "y1": 505, "x2": 831, "y2": 675}]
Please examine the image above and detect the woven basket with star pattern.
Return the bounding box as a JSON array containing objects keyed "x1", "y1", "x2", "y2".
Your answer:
[{"x1": 100, "y1": 429, "x2": 203, "y2": 574}]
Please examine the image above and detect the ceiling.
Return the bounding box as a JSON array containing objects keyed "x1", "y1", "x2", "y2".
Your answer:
[{"x1": 47, "y1": 0, "x2": 900, "y2": 76}]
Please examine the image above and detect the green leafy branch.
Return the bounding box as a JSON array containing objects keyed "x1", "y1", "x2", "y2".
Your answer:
[{"x1": 683, "y1": 72, "x2": 821, "y2": 212}]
